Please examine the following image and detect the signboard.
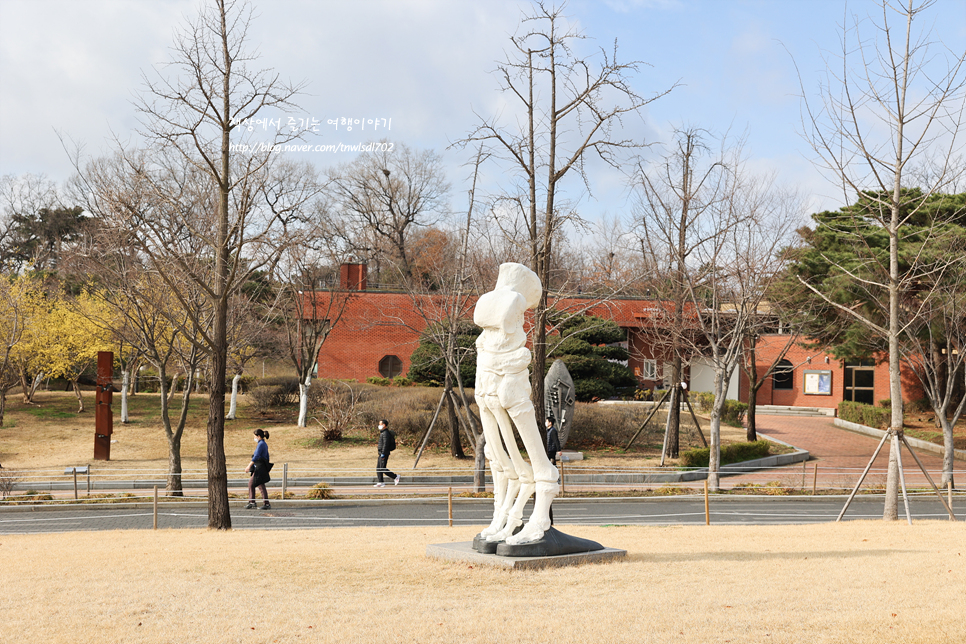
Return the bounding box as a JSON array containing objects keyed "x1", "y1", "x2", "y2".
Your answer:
[{"x1": 804, "y1": 369, "x2": 832, "y2": 395}]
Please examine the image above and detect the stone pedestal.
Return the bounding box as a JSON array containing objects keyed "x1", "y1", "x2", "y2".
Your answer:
[{"x1": 427, "y1": 539, "x2": 626, "y2": 570}]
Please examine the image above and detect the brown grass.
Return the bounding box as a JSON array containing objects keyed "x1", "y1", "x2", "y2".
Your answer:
[{"x1": 3, "y1": 522, "x2": 963, "y2": 643}]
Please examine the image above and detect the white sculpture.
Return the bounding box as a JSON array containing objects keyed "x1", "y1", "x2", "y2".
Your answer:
[{"x1": 475, "y1": 263, "x2": 558, "y2": 545}]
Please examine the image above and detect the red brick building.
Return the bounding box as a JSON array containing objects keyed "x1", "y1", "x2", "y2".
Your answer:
[
  {"x1": 737, "y1": 334, "x2": 924, "y2": 410},
  {"x1": 310, "y1": 264, "x2": 925, "y2": 410}
]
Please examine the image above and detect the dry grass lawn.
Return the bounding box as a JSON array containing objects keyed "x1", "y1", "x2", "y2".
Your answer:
[{"x1": 4, "y1": 522, "x2": 964, "y2": 643}]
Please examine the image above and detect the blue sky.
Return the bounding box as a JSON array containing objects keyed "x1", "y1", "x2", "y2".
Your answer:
[{"x1": 1, "y1": 0, "x2": 964, "y2": 222}]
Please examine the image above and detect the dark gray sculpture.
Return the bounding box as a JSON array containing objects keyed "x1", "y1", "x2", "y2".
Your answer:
[{"x1": 544, "y1": 359, "x2": 575, "y2": 449}]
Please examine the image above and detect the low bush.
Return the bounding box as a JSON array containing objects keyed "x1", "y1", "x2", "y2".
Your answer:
[
  {"x1": 838, "y1": 400, "x2": 890, "y2": 429},
  {"x1": 307, "y1": 380, "x2": 368, "y2": 441},
  {"x1": 694, "y1": 391, "x2": 715, "y2": 413},
  {"x1": 568, "y1": 403, "x2": 647, "y2": 449},
  {"x1": 680, "y1": 440, "x2": 771, "y2": 468},
  {"x1": 249, "y1": 376, "x2": 300, "y2": 412},
  {"x1": 692, "y1": 393, "x2": 747, "y2": 427},
  {"x1": 305, "y1": 482, "x2": 335, "y2": 500},
  {"x1": 356, "y1": 385, "x2": 452, "y2": 446},
  {"x1": 732, "y1": 481, "x2": 793, "y2": 496}
]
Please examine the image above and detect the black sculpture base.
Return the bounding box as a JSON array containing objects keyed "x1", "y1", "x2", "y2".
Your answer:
[
  {"x1": 495, "y1": 527, "x2": 604, "y2": 557},
  {"x1": 472, "y1": 524, "x2": 523, "y2": 554}
]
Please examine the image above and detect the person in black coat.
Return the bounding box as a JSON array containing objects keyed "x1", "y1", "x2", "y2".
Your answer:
[
  {"x1": 545, "y1": 417, "x2": 560, "y2": 525},
  {"x1": 545, "y1": 417, "x2": 560, "y2": 464},
  {"x1": 374, "y1": 419, "x2": 400, "y2": 488},
  {"x1": 245, "y1": 429, "x2": 272, "y2": 509}
]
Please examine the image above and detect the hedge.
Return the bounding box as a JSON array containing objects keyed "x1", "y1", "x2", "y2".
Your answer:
[
  {"x1": 692, "y1": 392, "x2": 748, "y2": 427},
  {"x1": 680, "y1": 440, "x2": 771, "y2": 468},
  {"x1": 838, "y1": 400, "x2": 891, "y2": 429}
]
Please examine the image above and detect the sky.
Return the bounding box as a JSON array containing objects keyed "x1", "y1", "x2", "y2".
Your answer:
[{"x1": 1, "y1": 0, "x2": 964, "y2": 226}]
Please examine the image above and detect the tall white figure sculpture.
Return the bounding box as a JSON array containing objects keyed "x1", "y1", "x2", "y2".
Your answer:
[{"x1": 474, "y1": 263, "x2": 558, "y2": 545}]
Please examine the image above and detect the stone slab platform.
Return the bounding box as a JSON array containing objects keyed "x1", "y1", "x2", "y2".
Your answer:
[{"x1": 426, "y1": 541, "x2": 626, "y2": 570}]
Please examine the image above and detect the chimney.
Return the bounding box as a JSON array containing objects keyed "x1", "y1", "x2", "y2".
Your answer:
[{"x1": 340, "y1": 263, "x2": 368, "y2": 290}]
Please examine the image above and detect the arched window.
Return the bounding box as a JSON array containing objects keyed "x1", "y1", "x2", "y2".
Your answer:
[
  {"x1": 773, "y1": 359, "x2": 794, "y2": 390},
  {"x1": 379, "y1": 355, "x2": 403, "y2": 379}
]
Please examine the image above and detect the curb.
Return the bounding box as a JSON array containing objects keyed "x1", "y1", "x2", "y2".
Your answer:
[{"x1": 833, "y1": 418, "x2": 966, "y2": 461}]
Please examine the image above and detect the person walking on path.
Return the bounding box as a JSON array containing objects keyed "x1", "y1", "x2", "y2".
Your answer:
[
  {"x1": 374, "y1": 419, "x2": 400, "y2": 488},
  {"x1": 246, "y1": 429, "x2": 272, "y2": 509},
  {"x1": 545, "y1": 417, "x2": 560, "y2": 524}
]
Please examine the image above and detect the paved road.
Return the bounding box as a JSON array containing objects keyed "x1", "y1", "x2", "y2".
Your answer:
[{"x1": 0, "y1": 495, "x2": 957, "y2": 534}]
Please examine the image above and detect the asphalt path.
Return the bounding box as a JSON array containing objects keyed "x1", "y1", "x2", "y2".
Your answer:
[{"x1": 0, "y1": 495, "x2": 958, "y2": 534}]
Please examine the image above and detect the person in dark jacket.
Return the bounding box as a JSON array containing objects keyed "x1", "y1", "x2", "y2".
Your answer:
[
  {"x1": 374, "y1": 419, "x2": 400, "y2": 488},
  {"x1": 246, "y1": 429, "x2": 271, "y2": 509},
  {"x1": 545, "y1": 417, "x2": 560, "y2": 465},
  {"x1": 545, "y1": 417, "x2": 560, "y2": 525}
]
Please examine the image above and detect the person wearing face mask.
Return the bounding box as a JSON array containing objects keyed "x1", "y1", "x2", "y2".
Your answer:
[
  {"x1": 245, "y1": 428, "x2": 272, "y2": 509},
  {"x1": 374, "y1": 419, "x2": 400, "y2": 488}
]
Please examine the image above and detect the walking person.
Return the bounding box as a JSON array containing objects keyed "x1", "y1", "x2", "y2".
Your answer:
[
  {"x1": 246, "y1": 429, "x2": 272, "y2": 509},
  {"x1": 374, "y1": 419, "x2": 400, "y2": 488},
  {"x1": 545, "y1": 417, "x2": 560, "y2": 525}
]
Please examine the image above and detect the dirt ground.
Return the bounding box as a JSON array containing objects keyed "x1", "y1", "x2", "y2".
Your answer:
[{"x1": 3, "y1": 522, "x2": 963, "y2": 644}]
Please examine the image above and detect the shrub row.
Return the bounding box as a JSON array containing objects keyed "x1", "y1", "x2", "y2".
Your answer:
[
  {"x1": 693, "y1": 392, "x2": 748, "y2": 427},
  {"x1": 680, "y1": 440, "x2": 771, "y2": 468},
  {"x1": 838, "y1": 400, "x2": 891, "y2": 429}
]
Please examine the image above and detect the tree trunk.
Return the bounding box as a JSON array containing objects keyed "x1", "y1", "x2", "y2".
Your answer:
[
  {"x1": 226, "y1": 373, "x2": 241, "y2": 420},
  {"x1": 746, "y1": 383, "x2": 759, "y2": 443},
  {"x1": 708, "y1": 373, "x2": 725, "y2": 492},
  {"x1": 746, "y1": 344, "x2": 758, "y2": 442},
  {"x1": 940, "y1": 417, "x2": 955, "y2": 488},
  {"x1": 19, "y1": 368, "x2": 29, "y2": 403},
  {"x1": 473, "y1": 433, "x2": 486, "y2": 493},
  {"x1": 167, "y1": 432, "x2": 184, "y2": 496},
  {"x1": 445, "y1": 370, "x2": 465, "y2": 459},
  {"x1": 71, "y1": 379, "x2": 84, "y2": 413},
  {"x1": 27, "y1": 372, "x2": 43, "y2": 403},
  {"x1": 297, "y1": 373, "x2": 311, "y2": 428},
  {"x1": 666, "y1": 359, "x2": 681, "y2": 458},
  {"x1": 120, "y1": 370, "x2": 130, "y2": 424},
  {"x1": 206, "y1": 320, "x2": 231, "y2": 529},
  {"x1": 167, "y1": 371, "x2": 179, "y2": 404}
]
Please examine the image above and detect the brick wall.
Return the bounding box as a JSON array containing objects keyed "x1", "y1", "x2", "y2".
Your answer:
[{"x1": 737, "y1": 335, "x2": 924, "y2": 409}]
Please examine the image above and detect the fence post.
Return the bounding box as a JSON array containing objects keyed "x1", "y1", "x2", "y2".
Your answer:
[
  {"x1": 812, "y1": 464, "x2": 818, "y2": 495},
  {"x1": 704, "y1": 479, "x2": 710, "y2": 525},
  {"x1": 73, "y1": 467, "x2": 78, "y2": 500},
  {"x1": 153, "y1": 486, "x2": 158, "y2": 530},
  {"x1": 282, "y1": 463, "x2": 288, "y2": 500},
  {"x1": 448, "y1": 486, "x2": 453, "y2": 527}
]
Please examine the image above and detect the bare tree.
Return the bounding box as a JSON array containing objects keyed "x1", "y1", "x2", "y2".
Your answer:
[
  {"x1": 796, "y1": 0, "x2": 966, "y2": 519},
  {"x1": 634, "y1": 128, "x2": 733, "y2": 458},
  {"x1": 325, "y1": 141, "x2": 450, "y2": 286},
  {"x1": 461, "y1": 1, "x2": 675, "y2": 429},
  {"x1": 678, "y1": 165, "x2": 798, "y2": 489},
  {"x1": 896, "y1": 233, "x2": 966, "y2": 487},
  {"x1": 75, "y1": 0, "x2": 309, "y2": 528}
]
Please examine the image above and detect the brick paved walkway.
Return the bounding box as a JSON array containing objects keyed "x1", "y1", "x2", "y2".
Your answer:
[{"x1": 750, "y1": 415, "x2": 961, "y2": 492}]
